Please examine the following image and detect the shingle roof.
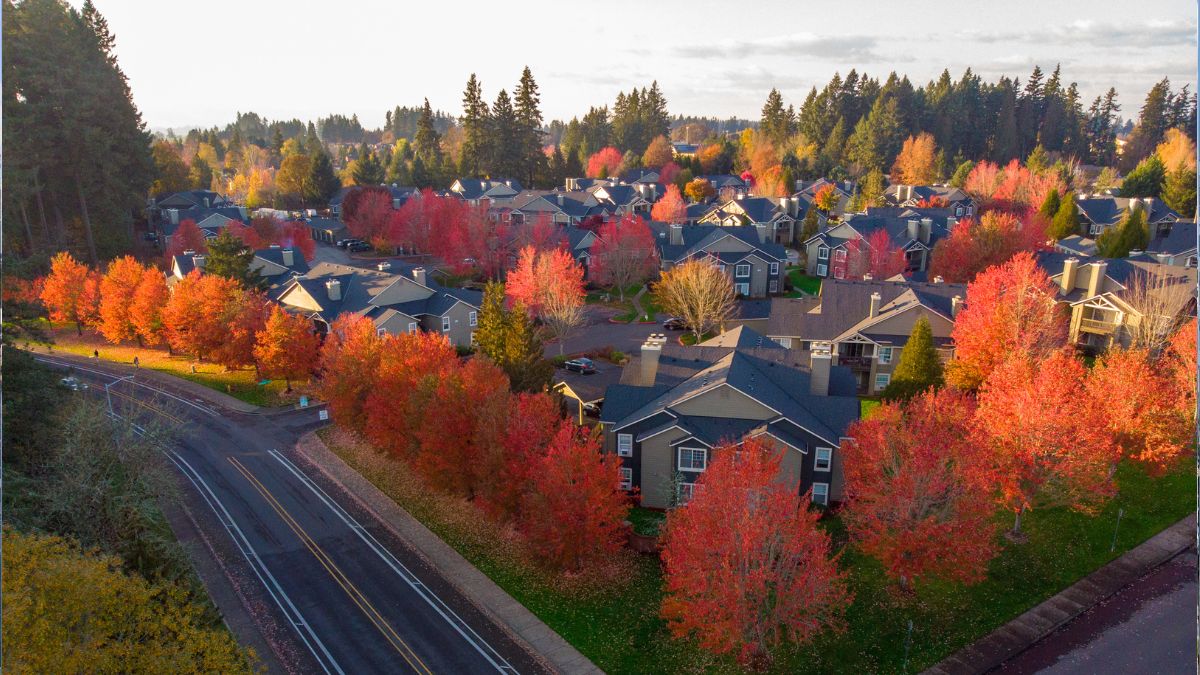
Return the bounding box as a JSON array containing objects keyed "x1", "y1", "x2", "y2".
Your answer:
[
  {"x1": 648, "y1": 223, "x2": 787, "y2": 263},
  {"x1": 767, "y1": 278, "x2": 965, "y2": 340},
  {"x1": 283, "y1": 261, "x2": 480, "y2": 325},
  {"x1": 804, "y1": 207, "x2": 957, "y2": 251},
  {"x1": 1147, "y1": 221, "x2": 1198, "y2": 256},
  {"x1": 451, "y1": 178, "x2": 523, "y2": 200},
  {"x1": 1076, "y1": 197, "x2": 1179, "y2": 228},
  {"x1": 698, "y1": 325, "x2": 783, "y2": 349}
]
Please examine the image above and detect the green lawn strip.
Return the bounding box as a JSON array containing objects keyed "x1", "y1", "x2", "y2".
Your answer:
[
  {"x1": 786, "y1": 268, "x2": 822, "y2": 297},
  {"x1": 678, "y1": 331, "x2": 717, "y2": 346},
  {"x1": 859, "y1": 399, "x2": 881, "y2": 418},
  {"x1": 36, "y1": 330, "x2": 295, "y2": 407},
  {"x1": 627, "y1": 507, "x2": 666, "y2": 536}
]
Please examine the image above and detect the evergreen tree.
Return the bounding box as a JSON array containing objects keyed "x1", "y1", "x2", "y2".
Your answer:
[
  {"x1": 1122, "y1": 78, "x2": 1173, "y2": 170},
  {"x1": 881, "y1": 316, "x2": 944, "y2": 401},
  {"x1": 270, "y1": 126, "x2": 284, "y2": 164},
  {"x1": 949, "y1": 160, "x2": 975, "y2": 187},
  {"x1": 1037, "y1": 187, "x2": 1061, "y2": 219},
  {"x1": 205, "y1": 230, "x2": 266, "y2": 290},
  {"x1": 475, "y1": 282, "x2": 552, "y2": 393},
  {"x1": 820, "y1": 117, "x2": 848, "y2": 172},
  {"x1": 386, "y1": 140, "x2": 411, "y2": 185},
  {"x1": 565, "y1": 146, "x2": 585, "y2": 178},
  {"x1": 460, "y1": 73, "x2": 490, "y2": 177},
  {"x1": 990, "y1": 78, "x2": 1021, "y2": 162},
  {"x1": 1048, "y1": 193, "x2": 1079, "y2": 240},
  {"x1": 760, "y1": 88, "x2": 794, "y2": 146},
  {"x1": 1086, "y1": 89, "x2": 1121, "y2": 165},
  {"x1": 351, "y1": 144, "x2": 384, "y2": 186},
  {"x1": 1016, "y1": 65, "x2": 1046, "y2": 156},
  {"x1": 304, "y1": 150, "x2": 340, "y2": 204},
  {"x1": 489, "y1": 89, "x2": 521, "y2": 178},
  {"x1": 413, "y1": 98, "x2": 444, "y2": 183},
  {"x1": 1162, "y1": 166, "x2": 1197, "y2": 218},
  {"x1": 849, "y1": 167, "x2": 884, "y2": 211},
  {"x1": 514, "y1": 67, "x2": 545, "y2": 186},
  {"x1": 1025, "y1": 144, "x2": 1049, "y2": 174},
  {"x1": 305, "y1": 121, "x2": 322, "y2": 154},
  {"x1": 189, "y1": 157, "x2": 214, "y2": 191},
  {"x1": 1120, "y1": 155, "x2": 1166, "y2": 198},
  {"x1": 1096, "y1": 205, "x2": 1149, "y2": 258},
  {"x1": 547, "y1": 145, "x2": 567, "y2": 189}
]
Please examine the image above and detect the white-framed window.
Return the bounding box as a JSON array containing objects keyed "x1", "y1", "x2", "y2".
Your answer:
[
  {"x1": 1188, "y1": 256, "x2": 1198, "y2": 268},
  {"x1": 617, "y1": 433, "x2": 633, "y2": 457},
  {"x1": 1089, "y1": 223, "x2": 1103, "y2": 236},
  {"x1": 833, "y1": 265, "x2": 846, "y2": 280},
  {"x1": 442, "y1": 316, "x2": 451, "y2": 332},
  {"x1": 955, "y1": 206, "x2": 964, "y2": 216},
  {"x1": 678, "y1": 447, "x2": 707, "y2": 472},
  {"x1": 875, "y1": 373, "x2": 891, "y2": 390},
  {"x1": 816, "y1": 263, "x2": 828, "y2": 277},
  {"x1": 817, "y1": 246, "x2": 829, "y2": 261},
  {"x1": 735, "y1": 282, "x2": 750, "y2": 296},
  {"x1": 618, "y1": 467, "x2": 633, "y2": 491},
  {"x1": 376, "y1": 327, "x2": 387, "y2": 336},
  {"x1": 878, "y1": 347, "x2": 893, "y2": 364},
  {"x1": 717, "y1": 263, "x2": 727, "y2": 273},
  {"x1": 678, "y1": 482, "x2": 697, "y2": 505},
  {"x1": 811, "y1": 482, "x2": 829, "y2": 505},
  {"x1": 469, "y1": 311, "x2": 477, "y2": 327},
  {"x1": 769, "y1": 279, "x2": 779, "y2": 293},
  {"x1": 770, "y1": 262, "x2": 780, "y2": 275},
  {"x1": 470, "y1": 332, "x2": 478, "y2": 347},
  {"x1": 834, "y1": 249, "x2": 847, "y2": 262},
  {"x1": 408, "y1": 322, "x2": 418, "y2": 334},
  {"x1": 735, "y1": 264, "x2": 751, "y2": 277},
  {"x1": 814, "y1": 447, "x2": 833, "y2": 472}
]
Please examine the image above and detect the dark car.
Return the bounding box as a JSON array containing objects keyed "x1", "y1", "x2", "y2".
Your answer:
[
  {"x1": 337, "y1": 238, "x2": 362, "y2": 249},
  {"x1": 583, "y1": 399, "x2": 604, "y2": 416},
  {"x1": 348, "y1": 241, "x2": 372, "y2": 252},
  {"x1": 563, "y1": 357, "x2": 597, "y2": 374},
  {"x1": 663, "y1": 317, "x2": 687, "y2": 331}
]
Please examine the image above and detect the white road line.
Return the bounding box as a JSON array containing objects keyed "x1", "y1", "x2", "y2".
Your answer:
[
  {"x1": 35, "y1": 356, "x2": 219, "y2": 416},
  {"x1": 268, "y1": 449, "x2": 519, "y2": 674}
]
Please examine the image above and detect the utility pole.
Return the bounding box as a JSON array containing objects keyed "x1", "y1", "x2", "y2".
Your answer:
[{"x1": 105, "y1": 374, "x2": 136, "y2": 419}]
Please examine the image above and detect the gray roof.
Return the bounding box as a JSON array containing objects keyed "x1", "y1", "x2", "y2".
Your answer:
[
  {"x1": 767, "y1": 278, "x2": 966, "y2": 340},
  {"x1": 1076, "y1": 197, "x2": 1179, "y2": 228},
  {"x1": 451, "y1": 178, "x2": 523, "y2": 200},
  {"x1": 284, "y1": 261, "x2": 481, "y2": 324},
  {"x1": 804, "y1": 207, "x2": 958, "y2": 252},
  {"x1": 648, "y1": 223, "x2": 787, "y2": 264},
  {"x1": 162, "y1": 206, "x2": 248, "y2": 236},
  {"x1": 1034, "y1": 251, "x2": 1197, "y2": 303},
  {"x1": 698, "y1": 324, "x2": 783, "y2": 350},
  {"x1": 884, "y1": 184, "x2": 974, "y2": 206},
  {"x1": 1147, "y1": 221, "x2": 1198, "y2": 256}
]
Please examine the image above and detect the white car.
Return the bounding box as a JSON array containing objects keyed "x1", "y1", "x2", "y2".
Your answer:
[{"x1": 59, "y1": 376, "x2": 89, "y2": 391}]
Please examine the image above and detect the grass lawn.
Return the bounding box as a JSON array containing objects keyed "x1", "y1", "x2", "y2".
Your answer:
[
  {"x1": 786, "y1": 267, "x2": 822, "y2": 297},
  {"x1": 320, "y1": 430, "x2": 1193, "y2": 674},
  {"x1": 859, "y1": 399, "x2": 881, "y2": 418},
  {"x1": 31, "y1": 328, "x2": 302, "y2": 407},
  {"x1": 627, "y1": 507, "x2": 667, "y2": 537},
  {"x1": 679, "y1": 331, "x2": 717, "y2": 346}
]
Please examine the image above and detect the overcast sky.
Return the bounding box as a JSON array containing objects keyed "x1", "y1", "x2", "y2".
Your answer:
[{"x1": 76, "y1": 0, "x2": 1197, "y2": 133}]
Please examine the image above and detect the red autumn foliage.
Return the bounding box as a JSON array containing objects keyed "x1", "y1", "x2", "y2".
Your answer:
[
  {"x1": 511, "y1": 212, "x2": 565, "y2": 257},
  {"x1": 650, "y1": 184, "x2": 687, "y2": 223},
  {"x1": 130, "y1": 266, "x2": 170, "y2": 347},
  {"x1": 520, "y1": 423, "x2": 630, "y2": 572},
  {"x1": 813, "y1": 183, "x2": 840, "y2": 213},
  {"x1": 590, "y1": 214, "x2": 659, "y2": 296},
  {"x1": 659, "y1": 161, "x2": 682, "y2": 186},
  {"x1": 843, "y1": 228, "x2": 907, "y2": 280},
  {"x1": 929, "y1": 210, "x2": 1048, "y2": 284},
  {"x1": 318, "y1": 314, "x2": 390, "y2": 435},
  {"x1": 914, "y1": 196, "x2": 950, "y2": 208},
  {"x1": 280, "y1": 221, "x2": 316, "y2": 261},
  {"x1": 842, "y1": 389, "x2": 999, "y2": 589},
  {"x1": 738, "y1": 169, "x2": 755, "y2": 188},
  {"x1": 963, "y1": 160, "x2": 1066, "y2": 214},
  {"x1": 977, "y1": 350, "x2": 1119, "y2": 532},
  {"x1": 41, "y1": 251, "x2": 98, "y2": 335},
  {"x1": 97, "y1": 256, "x2": 148, "y2": 344},
  {"x1": 586, "y1": 147, "x2": 623, "y2": 178},
  {"x1": 660, "y1": 437, "x2": 850, "y2": 667},
  {"x1": 360, "y1": 331, "x2": 460, "y2": 458},
  {"x1": 223, "y1": 221, "x2": 267, "y2": 250},
  {"x1": 164, "y1": 271, "x2": 245, "y2": 363},
  {"x1": 945, "y1": 252, "x2": 1066, "y2": 391},
  {"x1": 163, "y1": 219, "x2": 209, "y2": 265},
  {"x1": 344, "y1": 187, "x2": 394, "y2": 245},
  {"x1": 475, "y1": 392, "x2": 562, "y2": 519},
  {"x1": 505, "y1": 246, "x2": 585, "y2": 317},
  {"x1": 254, "y1": 306, "x2": 321, "y2": 390},
  {"x1": 1163, "y1": 318, "x2": 1197, "y2": 428}
]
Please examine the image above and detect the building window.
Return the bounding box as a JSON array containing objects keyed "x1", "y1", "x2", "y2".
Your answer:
[
  {"x1": 774, "y1": 337, "x2": 792, "y2": 348},
  {"x1": 678, "y1": 482, "x2": 697, "y2": 505},
  {"x1": 678, "y1": 447, "x2": 707, "y2": 472},
  {"x1": 878, "y1": 347, "x2": 893, "y2": 364},
  {"x1": 817, "y1": 246, "x2": 829, "y2": 261},
  {"x1": 442, "y1": 316, "x2": 451, "y2": 332},
  {"x1": 811, "y1": 482, "x2": 829, "y2": 506},
  {"x1": 717, "y1": 263, "x2": 727, "y2": 273},
  {"x1": 955, "y1": 206, "x2": 964, "y2": 216},
  {"x1": 816, "y1": 263, "x2": 828, "y2": 277},
  {"x1": 735, "y1": 282, "x2": 750, "y2": 296},
  {"x1": 769, "y1": 279, "x2": 779, "y2": 293},
  {"x1": 1188, "y1": 256, "x2": 1198, "y2": 268},
  {"x1": 617, "y1": 434, "x2": 633, "y2": 457},
  {"x1": 769, "y1": 262, "x2": 779, "y2": 275},
  {"x1": 735, "y1": 264, "x2": 751, "y2": 277},
  {"x1": 407, "y1": 322, "x2": 418, "y2": 334},
  {"x1": 875, "y1": 373, "x2": 891, "y2": 390},
  {"x1": 814, "y1": 447, "x2": 832, "y2": 472},
  {"x1": 618, "y1": 467, "x2": 633, "y2": 491},
  {"x1": 469, "y1": 311, "x2": 477, "y2": 327},
  {"x1": 834, "y1": 249, "x2": 847, "y2": 262},
  {"x1": 376, "y1": 327, "x2": 387, "y2": 336}
]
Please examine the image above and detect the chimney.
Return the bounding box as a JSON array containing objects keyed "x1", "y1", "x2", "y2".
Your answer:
[
  {"x1": 809, "y1": 347, "x2": 831, "y2": 396},
  {"x1": 412, "y1": 266, "x2": 427, "y2": 286},
  {"x1": 557, "y1": 193, "x2": 564, "y2": 206},
  {"x1": 907, "y1": 219, "x2": 920, "y2": 242},
  {"x1": 869, "y1": 292, "x2": 881, "y2": 318},
  {"x1": 920, "y1": 218, "x2": 933, "y2": 244},
  {"x1": 325, "y1": 278, "x2": 342, "y2": 301},
  {"x1": 736, "y1": 191, "x2": 746, "y2": 200},
  {"x1": 281, "y1": 248, "x2": 295, "y2": 267},
  {"x1": 755, "y1": 223, "x2": 769, "y2": 243},
  {"x1": 192, "y1": 254, "x2": 207, "y2": 269},
  {"x1": 951, "y1": 295, "x2": 963, "y2": 318},
  {"x1": 1087, "y1": 261, "x2": 1107, "y2": 298},
  {"x1": 1061, "y1": 257, "x2": 1078, "y2": 293},
  {"x1": 947, "y1": 216, "x2": 958, "y2": 227},
  {"x1": 640, "y1": 335, "x2": 664, "y2": 385},
  {"x1": 669, "y1": 223, "x2": 683, "y2": 246},
  {"x1": 505, "y1": 179, "x2": 512, "y2": 187}
]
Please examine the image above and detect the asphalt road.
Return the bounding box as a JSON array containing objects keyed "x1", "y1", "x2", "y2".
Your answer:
[
  {"x1": 995, "y1": 548, "x2": 1197, "y2": 674},
  {"x1": 39, "y1": 355, "x2": 547, "y2": 675}
]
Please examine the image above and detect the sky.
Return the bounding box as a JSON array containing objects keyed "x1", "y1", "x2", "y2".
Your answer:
[{"x1": 75, "y1": 0, "x2": 1198, "y2": 133}]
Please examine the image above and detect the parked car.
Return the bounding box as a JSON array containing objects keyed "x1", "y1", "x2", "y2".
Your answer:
[
  {"x1": 58, "y1": 376, "x2": 88, "y2": 391},
  {"x1": 583, "y1": 399, "x2": 604, "y2": 416},
  {"x1": 663, "y1": 317, "x2": 688, "y2": 331},
  {"x1": 563, "y1": 357, "x2": 597, "y2": 374},
  {"x1": 348, "y1": 241, "x2": 372, "y2": 252},
  {"x1": 337, "y1": 238, "x2": 363, "y2": 249}
]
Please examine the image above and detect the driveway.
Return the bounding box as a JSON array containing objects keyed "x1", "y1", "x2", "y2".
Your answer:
[{"x1": 545, "y1": 305, "x2": 673, "y2": 358}]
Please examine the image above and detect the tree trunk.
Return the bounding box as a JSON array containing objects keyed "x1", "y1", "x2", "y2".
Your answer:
[
  {"x1": 1011, "y1": 508, "x2": 1023, "y2": 536},
  {"x1": 19, "y1": 201, "x2": 35, "y2": 254},
  {"x1": 75, "y1": 319, "x2": 83, "y2": 337},
  {"x1": 285, "y1": 377, "x2": 292, "y2": 393},
  {"x1": 33, "y1": 171, "x2": 53, "y2": 245},
  {"x1": 49, "y1": 186, "x2": 67, "y2": 248},
  {"x1": 74, "y1": 173, "x2": 100, "y2": 267}
]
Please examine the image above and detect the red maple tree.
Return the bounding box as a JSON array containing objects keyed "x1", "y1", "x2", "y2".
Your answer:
[
  {"x1": 650, "y1": 184, "x2": 687, "y2": 223},
  {"x1": 659, "y1": 437, "x2": 850, "y2": 667},
  {"x1": 254, "y1": 306, "x2": 321, "y2": 391},
  {"x1": 963, "y1": 160, "x2": 1066, "y2": 214},
  {"x1": 41, "y1": 251, "x2": 97, "y2": 335},
  {"x1": 945, "y1": 251, "x2": 1066, "y2": 391},
  {"x1": 97, "y1": 256, "x2": 147, "y2": 344},
  {"x1": 506, "y1": 246, "x2": 585, "y2": 352},
  {"x1": 163, "y1": 218, "x2": 209, "y2": 265},
  {"x1": 318, "y1": 314, "x2": 390, "y2": 435},
  {"x1": 475, "y1": 392, "x2": 563, "y2": 520},
  {"x1": 1163, "y1": 318, "x2": 1197, "y2": 429},
  {"x1": 844, "y1": 229, "x2": 907, "y2": 280},
  {"x1": 841, "y1": 389, "x2": 999, "y2": 589},
  {"x1": 659, "y1": 161, "x2": 682, "y2": 186},
  {"x1": 976, "y1": 350, "x2": 1118, "y2": 536},
  {"x1": 280, "y1": 221, "x2": 317, "y2": 262},
  {"x1": 130, "y1": 266, "x2": 170, "y2": 347},
  {"x1": 590, "y1": 214, "x2": 658, "y2": 300},
  {"x1": 929, "y1": 210, "x2": 1048, "y2": 284},
  {"x1": 344, "y1": 187, "x2": 393, "y2": 245},
  {"x1": 586, "y1": 147, "x2": 623, "y2": 178},
  {"x1": 520, "y1": 423, "x2": 630, "y2": 572}
]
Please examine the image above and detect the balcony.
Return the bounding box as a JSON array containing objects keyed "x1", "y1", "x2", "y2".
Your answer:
[
  {"x1": 837, "y1": 355, "x2": 874, "y2": 369},
  {"x1": 1079, "y1": 317, "x2": 1118, "y2": 334}
]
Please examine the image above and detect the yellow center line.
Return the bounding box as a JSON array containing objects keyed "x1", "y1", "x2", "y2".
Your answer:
[
  {"x1": 227, "y1": 456, "x2": 433, "y2": 675},
  {"x1": 105, "y1": 387, "x2": 187, "y2": 424}
]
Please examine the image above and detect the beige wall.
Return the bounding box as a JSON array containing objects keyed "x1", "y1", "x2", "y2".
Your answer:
[
  {"x1": 639, "y1": 429, "x2": 687, "y2": 508},
  {"x1": 374, "y1": 277, "x2": 433, "y2": 306},
  {"x1": 669, "y1": 384, "x2": 776, "y2": 420}
]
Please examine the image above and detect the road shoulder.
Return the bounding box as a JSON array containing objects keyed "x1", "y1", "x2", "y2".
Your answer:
[
  {"x1": 923, "y1": 513, "x2": 1197, "y2": 675},
  {"x1": 293, "y1": 431, "x2": 603, "y2": 675}
]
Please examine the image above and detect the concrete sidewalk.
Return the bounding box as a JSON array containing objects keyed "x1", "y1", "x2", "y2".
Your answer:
[
  {"x1": 294, "y1": 432, "x2": 603, "y2": 675},
  {"x1": 923, "y1": 513, "x2": 1196, "y2": 675}
]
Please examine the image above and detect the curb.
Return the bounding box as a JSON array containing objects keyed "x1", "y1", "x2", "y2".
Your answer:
[
  {"x1": 293, "y1": 431, "x2": 603, "y2": 675},
  {"x1": 922, "y1": 513, "x2": 1196, "y2": 675}
]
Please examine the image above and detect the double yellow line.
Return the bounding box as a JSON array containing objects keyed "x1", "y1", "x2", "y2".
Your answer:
[
  {"x1": 106, "y1": 387, "x2": 187, "y2": 424},
  {"x1": 228, "y1": 456, "x2": 433, "y2": 674}
]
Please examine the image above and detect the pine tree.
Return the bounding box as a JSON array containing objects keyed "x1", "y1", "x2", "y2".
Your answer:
[
  {"x1": 1162, "y1": 166, "x2": 1197, "y2": 218},
  {"x1": 385, "y1": 141, "x2": 411, "y2": 185},
  {"x1": 413, "y1": 98, "x2": 444, "y2": 183},
  {"x1": 949, "y1": 160, "x2": 975, "y2": 187},
  {"x1": 1096, "y1": 205, "x2": 1149, "y2": 258},
  {"x1": 882, "y1": 316, "x2": 944, "y2": 401},
  {"x1": 205, "y1": 230, "x2": 266, "y2": 290},
  {"x1": 514, "y1": 67, "x2": 545, "y2": 186},
  {"x1": 1120, "y1": 155, "x2": 1166, "y2": 198},
  {"x1": 475, "y1": 282, "x2": 552, "y2": 393},
  {"x1": 760, "y1": 88, "x2": 793, "y2": 146},
  {"x1": 1037, "y1": 187, "x2": 1061, "y2": 219},
  {"x1": 489, "y1": 89, "x2": 521, "y2": 178},
  {"x1": 351, "y1": 144, "x2": 384, "y2": 186},
  {"x1": 304, "y1": 150, "x2": 340, "y2": 204},
  {"x1": 460, "y1": 73, "x2": 490, "y2": 178},
  {"x1": 1048, "y1": 193, "x2": 1079, "y2": 240}
]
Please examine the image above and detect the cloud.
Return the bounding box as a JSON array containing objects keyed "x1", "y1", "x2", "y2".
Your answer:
[
  {"x1": 673, "y1": 33, "x2": 890, "y2": 61},
  {"x1": 967, "y1": 19, "x2": 1196, "y2": 48}
]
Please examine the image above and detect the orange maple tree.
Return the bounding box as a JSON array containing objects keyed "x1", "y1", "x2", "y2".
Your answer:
[
  {"x1": 97, "y1": 256, "x2": 148, "y2": 344},
  {"x1": 1163, "y1": 318, "x2": 1197, "y2": 428},
  {"x1": 318, "y1": 314, "x2": 390, "y2": 435},
  {"x1": 130, "y1": 266, "x2": 170, "y2": 347},
  {"x1": 945, "y1": 252, "x2": 1066, "y2": 391},
  {"x1": 841, "y1": 389, "x2": 999, "y2": 589},
  {"x1": 650, "y1": 184, "x2": 687, "y2": 223},
  {"x1": 659, "y1": 437, "x2": 850, "y2": 667},
  {"x1": 41, "y1": 251, "x2": 97, "y2": 335},
  {"x1": 164, "y1": 271, "x2": 264, "y2": 369},
  {"x1": 254, "y1": 306, "x2": 321, "y2": 391}
]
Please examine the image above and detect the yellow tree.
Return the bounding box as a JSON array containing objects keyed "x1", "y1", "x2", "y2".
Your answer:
[
  {"x1": 642, "y1": 135, "x2": 674, "y2": 169},
  {"x1": 1156, "y1": 128, "x2": 1196, "y2": 173},
  {"x1": 891, "y1": 133, "x2": 938, "y2": 185},
  {"x1": 654, "y1": 259, "x2": 736, "y2": 343}
]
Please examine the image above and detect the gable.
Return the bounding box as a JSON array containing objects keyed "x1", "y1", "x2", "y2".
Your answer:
[
  {"x1": 195, "y1": 213, "x2": 235, "y2": 230},
  {"x1": 373, "y1": 276, "x2": 433, "y2": 306},
  {"x1": 865, "y1": 305, "x2": 955, "y2": 339},
  {"x1": 669, "y1": 383, "x2": 776, "y2": 421},
  {"x1": 278, "y1": 283, "x2": 323, "y2": 312},
  {"x1": 250, "y1": 257, "x2": 288, "y2": 277},
  {"x1": 700, "y1": 234, "x2": 754, "y2": 254}
]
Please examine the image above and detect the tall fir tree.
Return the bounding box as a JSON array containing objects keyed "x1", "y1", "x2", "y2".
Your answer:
[
  {"x1": 489, "y1": 89, "x2": 521, "y2": 179},
  {"x1": 460, "y1": 73, "x2": 491, "y2": 178},
  {"x1": 1162, "y1": 166, "x2": 1197, "y2": 218},
  {"x1": 205, "y1": 230, "x2": 266, "y2": 290},
  {"x1": 514, "y1": 67, "x2": 545, "y2": 186},
  {"x1": 881, "y1": 316, "x2": 944, "y2": 401},
  {"x1": 413, "y1": 98, "x2": 444, "y2": 185},
  {"x1": 304, "y1": 150, "x2": 340, "y2": 204},
  {"x1": 1047, "y1": 193, "x2": 1079, "y2": 240}
]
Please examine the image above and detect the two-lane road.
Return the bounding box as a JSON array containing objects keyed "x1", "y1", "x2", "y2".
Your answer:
[{"x1": 38, "y1": 355, "x2": 548, "y2": 675}]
